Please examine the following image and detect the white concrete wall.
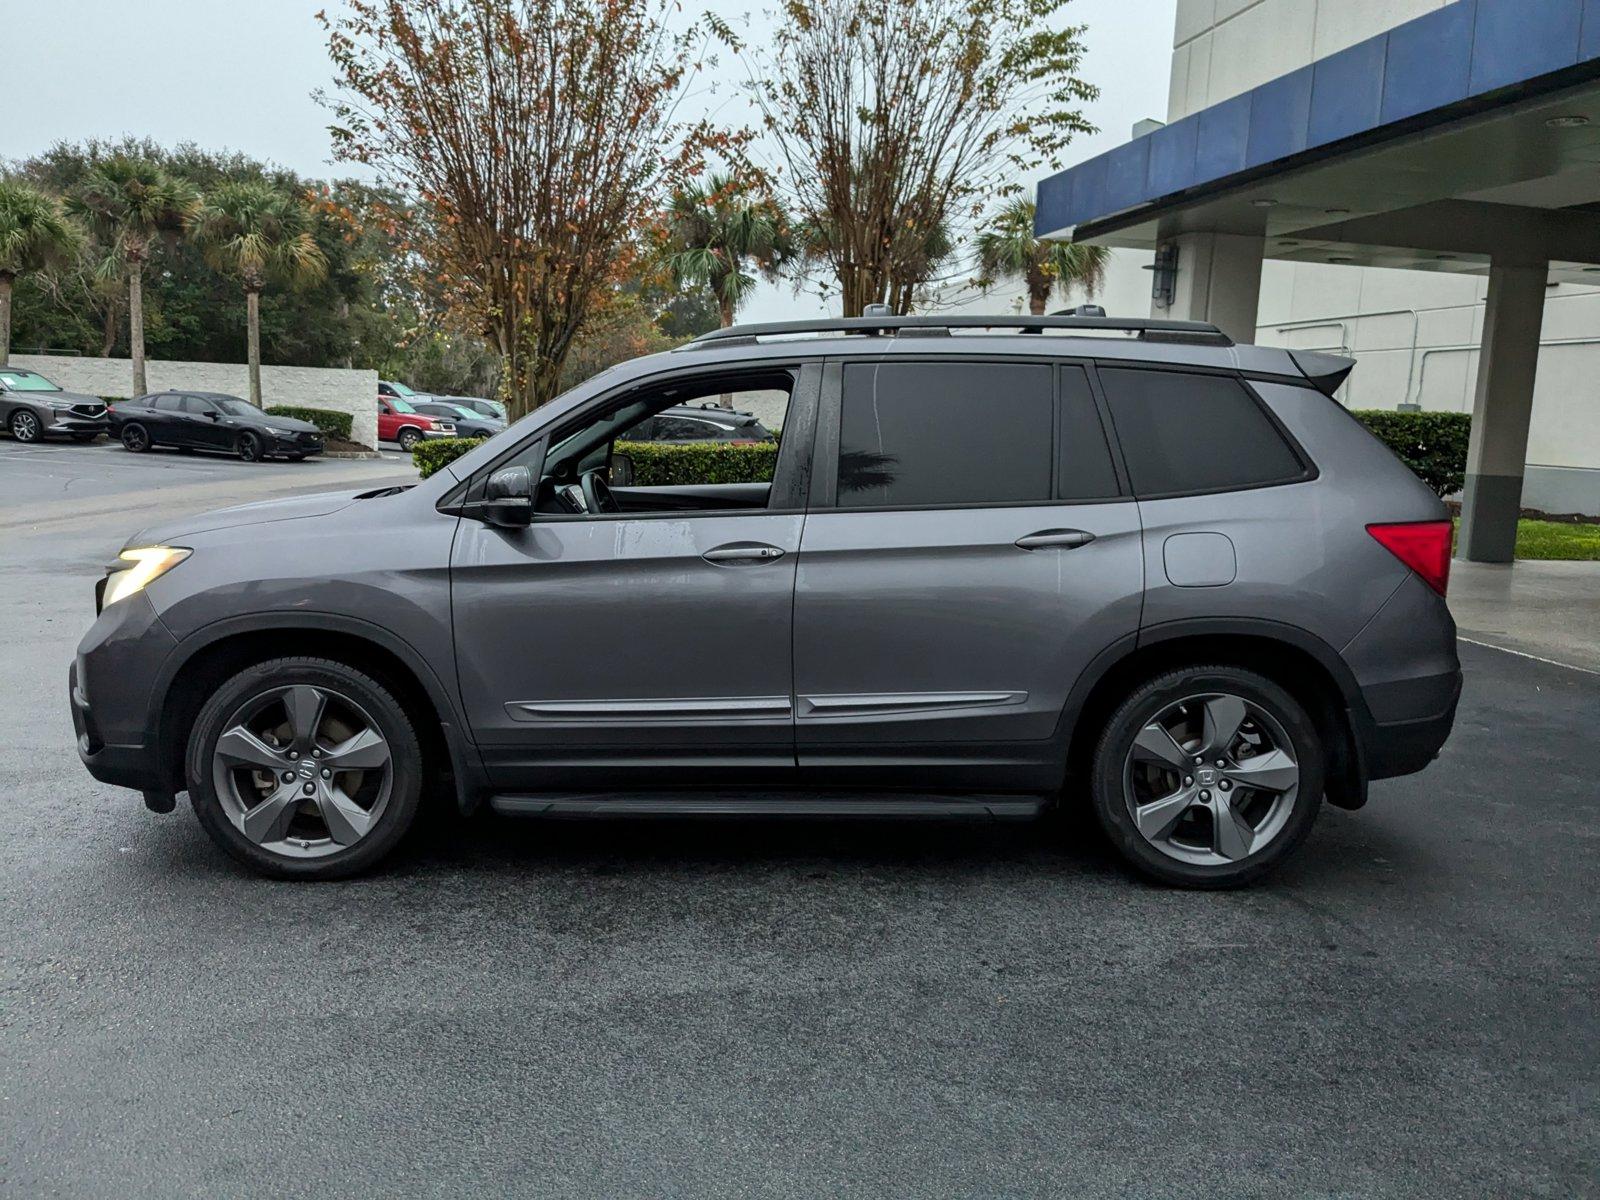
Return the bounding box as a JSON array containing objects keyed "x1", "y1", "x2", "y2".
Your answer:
[
  {"x1": 1168, "y1": 0, "x2": 1454, "y2": 120},
  {"x1": 10, "y1": 355, "x2": 378, "y2": 449}
]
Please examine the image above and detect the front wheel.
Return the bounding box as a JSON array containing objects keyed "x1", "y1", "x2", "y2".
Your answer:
[
  {"x1": 9, "y1": 409, "x2": 42, "y2": 443},
  {"x1": 237, "y1": 431, "x2": 263, "y2": 462},
  {"x1": 1089, "y1": 665, "x2": 1324, "y2": 889},
  {"x1": 396, "y1": 427, "x2": 422, "y2": 452},
  {"x1": 186, "y1": 657, "x2": 424, "y2": 880}
]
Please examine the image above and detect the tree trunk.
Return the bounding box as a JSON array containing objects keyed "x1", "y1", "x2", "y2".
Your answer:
[
  {"x1": 246, "y1": 289, "x2": 263, "y2": 407},
  {"x1": 718, "y1": 292, "x2": 735, "y2": 408},
  {"x1": 0, "y1": 273, "x2": 13, "y2": 367},
  {"x1": 128, "y1": 268, "x2": 147, "y2": 396},
  {"x1": 100, "y1": 299, "x2": 119, "y2": 358}
]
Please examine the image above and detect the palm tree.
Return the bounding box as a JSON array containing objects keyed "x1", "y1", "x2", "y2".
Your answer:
[
  {"x1": 975, "y1": 198, "x2": 1111, "y2": 316},
  {"x1": 67, "y1": 157, "x2": 199, "y2": 394},
  {"x1": 193, "y1": 181, "x2": 328, "y2": 407},
  {"x1": 0, "y1": 179, "x2": 84, "y2": 365},
  {"x1": 664, "y1": 173, "x2": 791, "y2": 330}
]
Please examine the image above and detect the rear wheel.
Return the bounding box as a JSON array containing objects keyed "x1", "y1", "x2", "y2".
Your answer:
[
  {"x1": 236, "y1": 431, "x2": 263, "y2": 462},
  {"x1": 1089, "y1": 665, "x2": 1323, "y2": 889},
  {"x1": 120, "y1": 423, "x2": 152, "y2": 453},
  {"x1": 396, "y1": 427, "x2": 422, "y2": 452},
  {"x1": 186, "y1": 657, "x2": 424, "y2": 880},
  {"x1": 9, "y1": 409, "x2": 42, "y2": 443}
]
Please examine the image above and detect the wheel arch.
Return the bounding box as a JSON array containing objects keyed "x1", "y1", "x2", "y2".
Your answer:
[
  {"x1": 152, "y1": 614, "x2": 485, "y2": 814},
  {"x1": 1059, "y1": 618, "x2": 1370, "y2": 811}
]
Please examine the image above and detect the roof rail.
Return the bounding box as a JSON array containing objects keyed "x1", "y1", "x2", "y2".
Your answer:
[{"x1": 680, "y1": 314, "x2": 1233, "y2": 349}]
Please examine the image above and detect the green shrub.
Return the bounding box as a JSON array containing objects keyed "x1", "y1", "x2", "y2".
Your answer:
[
  {"x1": 266, "y1": 405, "x2": 353, "y2": 442},
  {"x1": 1351, "y1": 410, "x2": 1471, "y2": 497},
  {"x1": 617, "y1": 440, "x2": 779, "y2": 486},
  {"x1": 414, "y1": 437, "x2": 485, "y2": 479}
]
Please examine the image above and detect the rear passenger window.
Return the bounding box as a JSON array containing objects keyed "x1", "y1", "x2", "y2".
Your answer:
[
  {"x1": 1099, "y1": 369, "x2": 1307, "y2": 496},
  {"x1": 837, "y1": 362, "x2": 1052, "y2": 508}
]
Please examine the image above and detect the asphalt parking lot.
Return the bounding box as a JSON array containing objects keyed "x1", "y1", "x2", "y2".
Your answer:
[{"x1": 2, "y1": 439, "x2": 1596, "y2": 1198}]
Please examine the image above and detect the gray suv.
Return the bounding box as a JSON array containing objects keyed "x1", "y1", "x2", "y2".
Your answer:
[{"x1": 70, "y1": 315, "x2": 1461, "y2": 887}]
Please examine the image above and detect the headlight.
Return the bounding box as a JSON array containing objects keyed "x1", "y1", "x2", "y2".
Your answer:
[
  {"x1": 103, "y1": 547, "x2": 191, "y2": 608},
  {"x1": 45, "y1": 398, "x2": 77, "y2": 410}
]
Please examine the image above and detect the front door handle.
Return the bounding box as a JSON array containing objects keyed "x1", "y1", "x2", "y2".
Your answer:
[
  {"x1": 702, "y1": 542, "x2": 786, "y2": 565},
  {"x1": 1015, "y1": 529, "x2": 1096, "y2": 551}
]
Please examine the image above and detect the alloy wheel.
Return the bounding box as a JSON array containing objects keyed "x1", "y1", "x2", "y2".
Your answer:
[
  {"x1": 238, "y1": 433, "x2": 261, "y2": 462},
  {"x1": 122, "y1": 424, "x2": 149, "y2": 452},
  {"x1": 11, "y1": 411, "x2": 40, "y2": 442},
  {"x1": 210, "y1": 684, "x2": 394, "y2": 859},
  {"x1": 1123, "y1": 692, "x2": 1301, "y2": 867}
]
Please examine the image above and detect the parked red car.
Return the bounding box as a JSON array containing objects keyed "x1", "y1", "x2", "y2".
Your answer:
[{"x1": 377, "y1": 396, "x2": 455, "y2": 451}]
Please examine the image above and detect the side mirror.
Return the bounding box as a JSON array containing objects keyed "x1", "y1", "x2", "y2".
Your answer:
[
  {"x1": 204, "y1": 410, "x2": 221, "y2": 420},
  {"x1": 608, "y1": 451, "x2": 635, "y2": 488},
  {"x1": 471, "y1": 465, "x2": 533, "y2": 528}
]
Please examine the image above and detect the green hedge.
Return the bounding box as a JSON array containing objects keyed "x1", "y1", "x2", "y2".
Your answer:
[
  {"x1": 1351, "y1": 410, "x2": 1471, "y2": 497},
  {"x1": 411, "y1": 437, "x2": 780, "y2": 484},
  {"x1": 414, "y1": 437, "x2": 486, "y2": 479},
  {"x1": 266, "y1": 405, "x2": 353, "y2": 442},
  {"x1": 617, "y1": 440, "x2": 778, "y2": 486}
]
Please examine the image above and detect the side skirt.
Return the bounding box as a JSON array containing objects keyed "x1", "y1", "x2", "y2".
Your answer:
[{"x1": 488, "y1": 792, "x2": 1047, "y2": 821}]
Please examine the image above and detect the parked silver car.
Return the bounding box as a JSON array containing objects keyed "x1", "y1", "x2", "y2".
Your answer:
[
  {"x1": 0, "y1": 367, "x2": 111, "y2": 443},
  {"x1": 70, "y1": 314, "x2": 1460, "y2": 886}
]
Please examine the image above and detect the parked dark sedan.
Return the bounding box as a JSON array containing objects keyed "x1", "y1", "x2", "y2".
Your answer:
[
  {"x1": 110, "y1": 391, "x2": 324, "y2": 462},
  {"x1": 623, "y1": 403, "x2": 774, "y2": 443},
  {"x1": 0, "y1": 367, "x2": 111, "y2": 444},
  {"x1": 413, "y1": 400, "x2": 505, "y2": 440}
]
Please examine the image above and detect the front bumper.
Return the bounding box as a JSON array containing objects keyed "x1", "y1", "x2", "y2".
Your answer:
[
  {"x1": 422, "y1": 428, "x2": 456, "y2": 439},
  {"x1": 70, "y1": 592, "x2": 179, "y2": 795},
  {"x1": 47, "y1": 415, "x2": 111, "y2": 437}
]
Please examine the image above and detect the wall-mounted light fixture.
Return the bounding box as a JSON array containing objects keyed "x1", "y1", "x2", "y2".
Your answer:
[{"x1": 1146, "y1": 243, "x2": 1180, "y2": 309}]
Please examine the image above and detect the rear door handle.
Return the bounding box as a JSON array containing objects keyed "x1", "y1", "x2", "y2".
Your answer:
[
  {"x1": 702, "y1": 542, "x2": 786, "y2": 565},
  {"x1": 1015, "y1": 529, "x2": 1096, "y2": 551}
]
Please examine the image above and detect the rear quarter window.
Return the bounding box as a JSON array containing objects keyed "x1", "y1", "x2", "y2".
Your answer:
[{"x1": 1098, "y1": 368, "x2": 1309, "y2": 497}]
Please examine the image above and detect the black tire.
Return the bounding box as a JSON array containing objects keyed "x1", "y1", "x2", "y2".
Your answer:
[
  {"x1": 396, "y1": 427, "x2": 422, "y2": 452},
  {"x1": 1088, "y1": 664, "x2": 1324, "y2": 889},
  {"x1": 71, "y1": 432, "x2": 100, "y2": 443},
  {"x1": 121, "y1": 423, "x2": 152, "y2": 453},
  {"x1": 9, "y1": 409, "x2": 43, "y2": 443},
  {"x1": 186, "y1": 657, "x2": 425, "y2": 880},
  {"x1": 237, "y1": 431, "x2": 263, "y2": 462}
]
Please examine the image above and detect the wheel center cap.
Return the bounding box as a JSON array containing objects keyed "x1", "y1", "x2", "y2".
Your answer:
[
  {"x1": 298, "y1": 759, "x2": 318, "y2": 780},
  {"x1": 1196, "y1": 767, "x2": 1219, "y2": 787}
]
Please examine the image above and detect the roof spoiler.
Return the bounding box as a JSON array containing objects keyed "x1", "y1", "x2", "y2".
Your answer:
[{"x1": 1290, "y1": 349, "x2": 1356, "y2": 397}]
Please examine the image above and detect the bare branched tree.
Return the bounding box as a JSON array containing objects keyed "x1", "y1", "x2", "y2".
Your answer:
[
  {"x1": 320, "y1": 0, "x2": 742, "y2": 417},
  {"x1": 716, "y1": 0, "x2": 1096, "y2": 316}
]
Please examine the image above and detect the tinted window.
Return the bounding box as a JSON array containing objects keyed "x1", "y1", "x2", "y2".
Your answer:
[
  {"x1": 1058, "y1": 366, "x2": 1120, "y2": 501},
  {"x1": 1099, "y1": 369, "x2": 1306, "y2": 497},
  {"x1": 180, "y1": 396, "x2": 215, "y2": 414},
  {"x1": 153, "y1": 395, "x2": 186, "y2": 412},
  {"x1": 837, "y1": 363, "x2": 1052, "y2": 508}
]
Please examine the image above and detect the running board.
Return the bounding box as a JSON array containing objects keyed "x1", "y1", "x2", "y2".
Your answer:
[{"x1": 488, "y1": 792, "x2": 1046, "y2": 821}]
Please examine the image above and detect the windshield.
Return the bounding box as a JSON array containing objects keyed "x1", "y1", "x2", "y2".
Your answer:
[
  {"x1": 214, "y1": 398, "x2": 261, "y2": 417},
  {"x1": 0, "y1": 370, "x2": 61, "y2": 392},
  {"x1": 390, "y1": 381, "x2": 417, "y2": 397},
  {"x1": 387, "y1": 396, "x2": 418, "y2": 414},
  {"x1": 445, "y1": 403, "x2": 485, "y2": 420}
]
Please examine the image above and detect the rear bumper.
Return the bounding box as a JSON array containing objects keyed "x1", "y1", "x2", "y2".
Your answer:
[{"x1": 1356, "y1": 668, "x2": 1463, "y2": 781}]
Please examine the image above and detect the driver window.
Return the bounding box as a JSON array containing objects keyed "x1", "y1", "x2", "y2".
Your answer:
[{"x1": 535, "y1": 370, "x2": 793, "y2": 518}]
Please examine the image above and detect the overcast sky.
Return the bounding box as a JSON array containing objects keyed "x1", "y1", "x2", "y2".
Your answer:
[{"x1": 2, "y1": 0, "x2": 1176, "y2": 322}]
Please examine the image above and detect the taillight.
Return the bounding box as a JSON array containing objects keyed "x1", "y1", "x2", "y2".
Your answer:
[{"x1": 1367, "y1": 520, "x2": 1453, "y2": 596}]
